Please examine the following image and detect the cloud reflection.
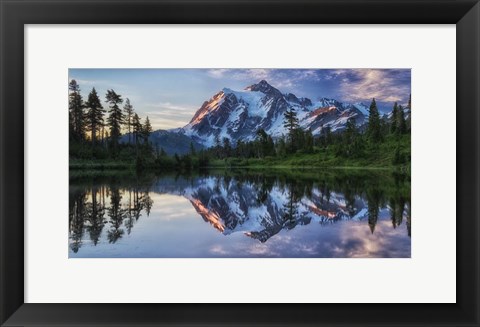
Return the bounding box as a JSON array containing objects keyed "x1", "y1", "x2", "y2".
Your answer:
[{"x1": 69, "y1": 173, "x2": 411, "y2": 258}]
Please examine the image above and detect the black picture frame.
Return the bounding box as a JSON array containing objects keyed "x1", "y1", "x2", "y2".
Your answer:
[{"x1": 1, "y1": 0, "x2": 479, "y2": 326}]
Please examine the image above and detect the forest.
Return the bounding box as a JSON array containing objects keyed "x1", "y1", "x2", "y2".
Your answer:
[{"x1": 69, "y1": 79, "x2": 411, "y2": 173}]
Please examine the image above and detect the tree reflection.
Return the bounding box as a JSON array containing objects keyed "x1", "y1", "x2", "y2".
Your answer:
[
  {"x1": 283, "y1": 180, "x2": 303, "y2": 229},
  {"x1": 85, "y1": 185, "x2": 105, "y2": 245},
  {"x1": 389, "y1": 196, "x2": 407, "y2": 229},
  {"x1": 106, "y1": 186, "x2": 127, "y2": 243},
  {"x1": 69, "y1": 188, "x2": 88, "y2": 253},
  {"x1": 125, "y1": 189, "x2": 134, "y2": 235},
  {"x1": 406, "y1": 201, "x2": 411, "y2": 237},
  {"x1": 68, "y1": 175, "x2": 154, "y2": 251},
  {"x1": 69, "y1": 169, "x2": 411, "y2": 253},
  {"x1": 125, "y1": 183, "x2": 154, "y2": 234}
]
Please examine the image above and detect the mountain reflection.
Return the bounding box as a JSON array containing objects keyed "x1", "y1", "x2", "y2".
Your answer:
[{"x1": 69, "y1": 170, "x2": 411, "y2": 256}]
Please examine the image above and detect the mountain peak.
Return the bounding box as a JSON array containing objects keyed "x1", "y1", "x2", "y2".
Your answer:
[{"x1": 245, "y1": 80, "x2": 281, "y2": 97}]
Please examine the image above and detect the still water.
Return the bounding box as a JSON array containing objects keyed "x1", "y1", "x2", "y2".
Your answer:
[{"x1": 69, "y1": 170, "x2": 411, "y2": 258}]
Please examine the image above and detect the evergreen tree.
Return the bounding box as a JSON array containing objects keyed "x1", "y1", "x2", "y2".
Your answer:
[
  {"x1": 256, "y1": 129, "x2": 275, "y2": 157},
  {"x1": 283, "y1": 108, "x2": 299, "y2": 153},
  {"x1": 256, "y1": 128, "x2": 268, "y2": 142},
  {"x1": 68, "y1": 97, "x2": 74, "y2": 142},
  {"x1": 222, "y1": 137, "x2": 232, "y2": 158},
  {"x1": 85, "y1": 88, "x2": 105, "y2": 148},
  {"x1": 380, "y1": 114, "x2": 390, "y2": 136},
  {"x1": 304, "y1": 129, "x2": 314, "y2": 154},
  {"x1": 324, "y1": 125, "x2": 333, "y2": 146},
  {"x1": 142, "y1": 116, "x2": 153, "y2": 144},
  {"x1": 104, "y1": 130, "x2": 109, "y2": 148},
  {"x1": 235, "y1": 139, "x2": 245, "y2": 158},
  {"x1": 198, "y1": 150, "x2": 209, "y2": 167},
  {"x1": 393, "y1": 146, "x2": 404, "y2": 165},
  {"x1": 367, "y1": 98, "x2": 382, "y2": 142},
  {"x1": 284, "y1": 108, "x2": 299, "y2": 135},
  {"x1": 123, "y1": 98, "x2": 134, "y2": 144},
  {"x1": 105, "y1": 89, "x2": 124, "y2": 149},
  {"x1": 190, "y1": 142, "x2": 196, "y2": 156},
  {"x1": 292, "y1": 128, "x2": 306, "y2": 153},
  {"x1": 406, "y1": 96, "x2": 412, "y2": 132},
  {"x1": 397, "y1": 105, "x2": 407, "y2": 134},
  {"x1": 344, "y1": 118, "x2": 357, "y2": 144},
  {"x1": 266, "y1": 135, "x2": 275, "y2": 156},
  {"x1": 101, "y1": 124, "x2": 105, "y2": 148},
  {"x1": 342, "y1": 118, "x2": 361, "y2": 157},
  {"x1": 69, "y1": 79, "x2": 85, "y2": 142},
  {"x1": 276, "y1": 137, "x2": 287, "y2": 157},
  {"x1": 212, "y1": 135, "x2": 221, "y2": 158},
  {"x1": 390, "y1": 102, "x2": 398, "y2": 134},
  {"x1": 132, "y1": 113, "x2": 142, "y2": 153}
]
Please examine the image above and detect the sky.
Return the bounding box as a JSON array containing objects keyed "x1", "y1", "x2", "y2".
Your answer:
[{"x1": 69, "y1": 68, "x2": 411, "y2": 131}]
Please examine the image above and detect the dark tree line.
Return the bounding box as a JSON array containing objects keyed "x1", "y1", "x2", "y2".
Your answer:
[
  {"x1": 200, "y1": 97, "x2": 410, "y2": 166},
  {"x1": 69, "y1": 79, "x2": 154, "y2": 162}
]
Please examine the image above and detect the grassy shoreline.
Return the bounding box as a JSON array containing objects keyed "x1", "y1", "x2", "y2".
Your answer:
[
  {"x1": 70, "y1": 155, "x2": 409, "y2": 172},
  {"x1": 69, "y1": 159, "x2": 406, "y2": 171},
  {"x1": 69, "y1": 160, "x2": 136, "y2": 170},
  {"x1": 70, "y1": 135, "x2": 410, "y2": 172},
  {"x1": 69, "y1": 159, "x2": 409, "y2": 180}
]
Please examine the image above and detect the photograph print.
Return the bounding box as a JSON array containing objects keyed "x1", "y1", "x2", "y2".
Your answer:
[{"x1": 69, "y1": 68, "x2": 411, "y2": 258}]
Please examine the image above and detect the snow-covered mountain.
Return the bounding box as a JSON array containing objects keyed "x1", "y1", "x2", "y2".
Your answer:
[
  {"x1": 178, "y1": 80, "x2": 369, "y2": 147},
  {"x1": 386, "y1": 104, "x2": 411, "y2": 120}
]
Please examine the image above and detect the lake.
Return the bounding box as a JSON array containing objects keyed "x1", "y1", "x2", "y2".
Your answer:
[{"x1": 69, "y1": 169, "x2": 411, "y2": 258}]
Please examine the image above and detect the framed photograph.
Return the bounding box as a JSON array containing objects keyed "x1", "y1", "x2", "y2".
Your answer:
[{"x1": 1, "y1": 0, "x2": 479, "y2": 326}]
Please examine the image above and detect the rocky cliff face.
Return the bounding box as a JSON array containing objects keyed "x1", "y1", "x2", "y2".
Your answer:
[{"x1": 180, "y1": 80, "x2": 370, "y2": 147}]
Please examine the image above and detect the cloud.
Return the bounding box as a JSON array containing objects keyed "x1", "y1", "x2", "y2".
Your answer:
[
  {"x1": 69, "y1": 78, "x2": 127, "y2": 90},
  {"x1": 206, "y1": 69, "x2": 230, "y2": 79},
  {"x1": 208, "y1": 69, "x2": 323, "y2": 93},
  {"x1": 72, "y1": 79, "x2": 98, "y2": 86},
  {"x1": 146, "y1": 102, "x2": 197, "y2": 112},
  {"x1": 292, "y1": 69, "x2": 321, "y2": 82},
  {"x1": 149, "y1": 194, "x2": 196, "y2": 220},
  {"x1": 334, "y1": 69, "x2": 411, "y2": 103},
  {"x1": 207, "y1": 69, "x2": 409, "y2": 105},
  {"x1": 208, "y1": 68, "x2": 270, "y2": 82},
  {"x1": 336, "y1": 219, "x2": 411, "y2": 258},
  {"x1": 210, "y1": 245, "x2": 229, "y2": 255},
  {"x1": 147, "y1": 115, "x2": 189, "y2": 129},
  {"x1": 143, "y1": 102, "x2": 199, "y2": 130},
  {"x1": 231, "y1": 69, "x2": 270, "y2": 81}
]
